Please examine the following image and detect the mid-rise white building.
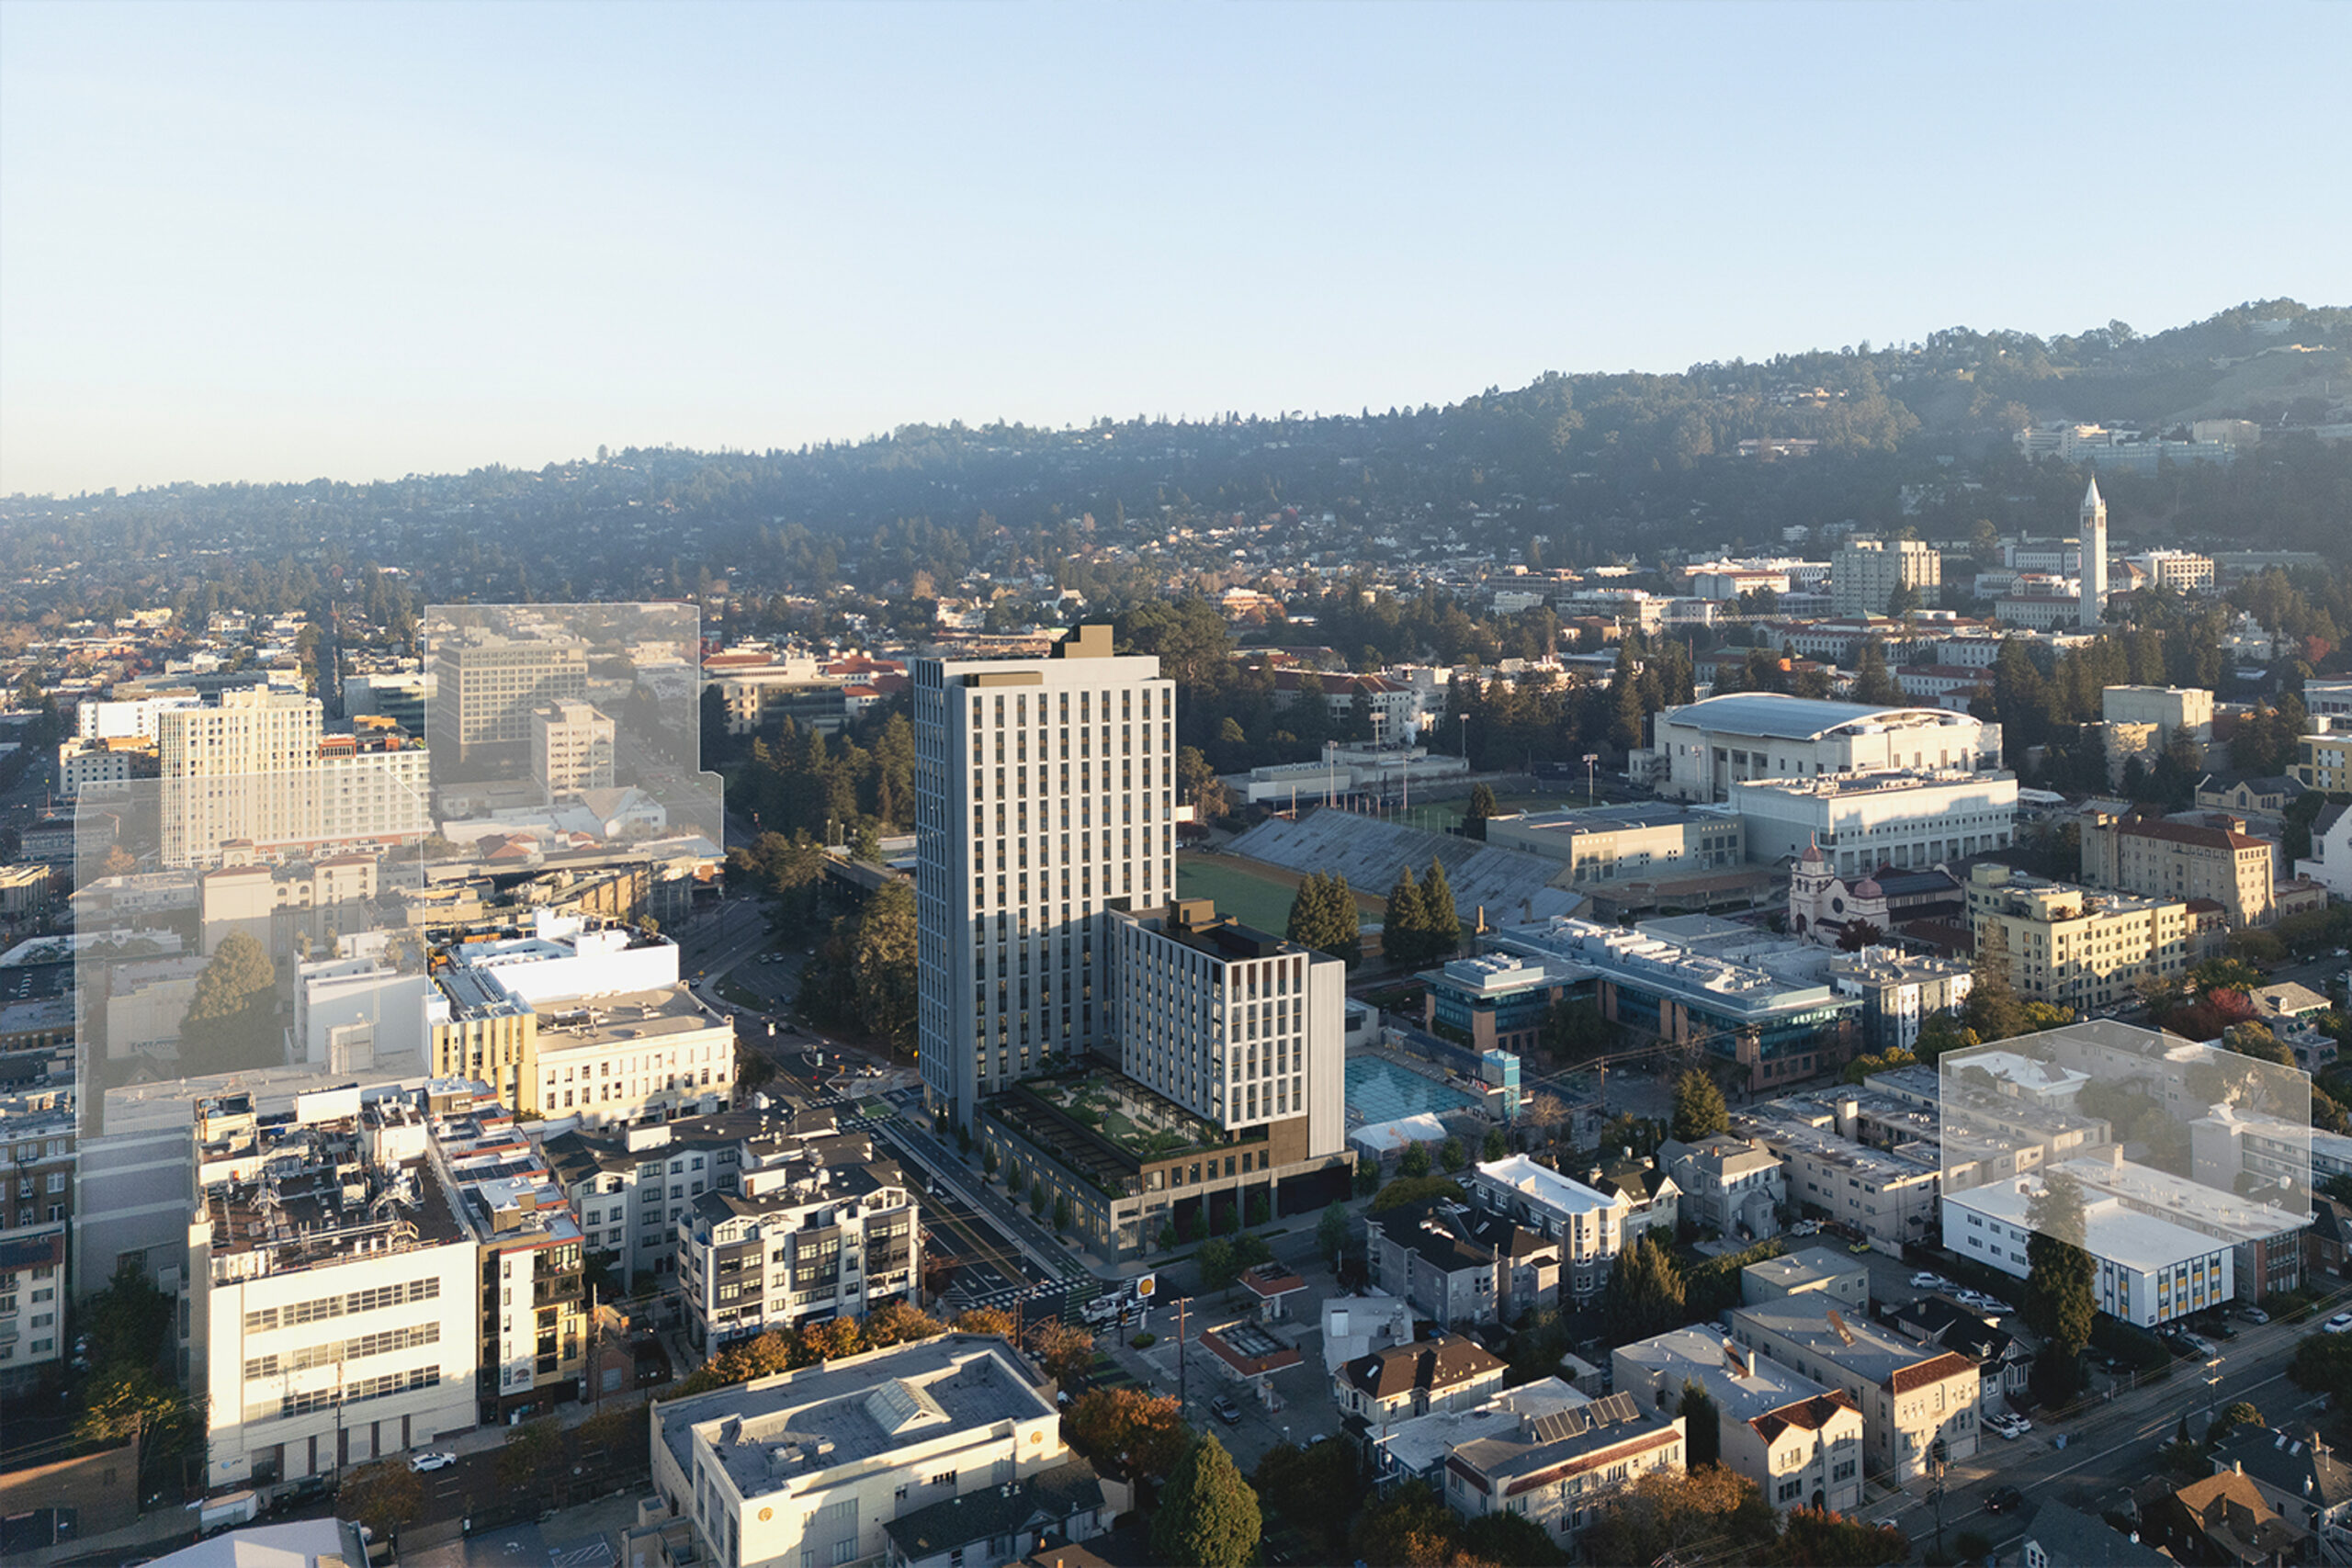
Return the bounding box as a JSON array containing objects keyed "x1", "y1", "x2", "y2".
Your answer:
[
  {"x1": 531, "y1": 700, "x2": 616, "y2": 800},
  {"x1": 676, "y1": 1127, "x2": 921, "y2": 1350},
  {"x1": 912, "y1": 626, "x2": 1175, "y2": 1126},
  {"x1": 1832, "y1": 538, "x2": 1941, "y2": 619},
  {"x1": 1729, "y1": 769, "x2": 2017, "y2": 877},
  {"x1": 187, "y1": 1085, "x2": 478, "y2": 1496},
  {"x1": 156, "y1": 689, "x2": 429, "y2": 867},
  {"x1": 1638, "y1": 694, "x2": 1998, "y2": 804}
]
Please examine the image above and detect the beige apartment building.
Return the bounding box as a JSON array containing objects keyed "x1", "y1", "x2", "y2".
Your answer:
[
  {"x1": 2080, "y1": 810, "x2": 2275, "y2": 930},
  {"x1": 1729, "y1": 1295, "x2": 1978, "y2": 1480},
  {"x1": 1832, "y1": 538, "x2": 1941, "y2": 618},
  {"x1": 1966, "y1": 863, "x2": 2190, "y2": 1010},
  {"x1": 2298, "y1": 731, "x2": 2352, "y2": 795}
]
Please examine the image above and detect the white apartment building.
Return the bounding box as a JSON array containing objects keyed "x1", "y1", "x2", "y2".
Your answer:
[
  {"x1": 0, "y1": 1224, "x2": 68, "y2": 1384},
  {"x1": 545, "y1": 1108, "x2": 800, "y2": 1289},
  {"x1": 676, "y1": 1130, "x2": 921, "y2": 1350},
  {"x1": 156, "y1": 689, "x2": 429, "y2": 867},
  {"x1": 1942, "y1": 1177, "x2": 2233, "y2": 1326},
  {"x1": 532, "y1": 700, "x2": 616, "y2": 800},
  {"x1": 2128, "y1": 550, "x2": 2217, "y2": 592},
  {"x1": 911, "y1": 626, "x2": 1175, "y2": 1126},
  {"x1": 1639, "y1": 694, "x2": 1998, "y2": 804},
  {"x1": 650, "y1": 1335, "x2": 1073, "y2": 1568},
  {"x1": 1466, "y1": 1155, "x2": 1628, "y2": 1303},
  {"x1": 426, "y1": 633, "x2": 590, "y2": 768},
  {"x1": 187, "y1": 1086, "x2": 479, "y2": 1495},
  {"x1": 77, "y1": 690, "x2": 202, "y2": 741},
  {"x1": 56, "y1": 737, "x2": 155, "y2": 801},
  {"x1": 1107, "y1": 900, "x2": 1344, "y2": 1154},
  {"x1": 1728, "y1": 1295, "x2": 1978, "y2": 1480},
  {"x1": 1613, "y1": 1327, "x2": 1866, "y2": 1515},
  {"x1": 1729, "y1": 770, "x2": 2018, "y2": 877},
  {"x1": 1832, "y1": 538, "x2": 1941, "y2": 618}
]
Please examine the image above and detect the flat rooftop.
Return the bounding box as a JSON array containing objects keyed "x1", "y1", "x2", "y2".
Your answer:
[
  {"x1": 1946, "y1": 1179, "x2": 2231, "y2": 1271},
  {"x1": 1732, "y1": 1296, "x2": 1973, "y2": 1390},
  {"x1": 1471, "y1": 1155, "x2": 1617, "y2": 1219},
  {"x1": 1615, "y1": 1326, "x2": 1847, "y2": 1426},
  {"x1": 659, "y1": 1336, "x2": 1055, "y2": 1502},
  {"x1": 1375, "y1": 1378, "x2": 1590, "y2": 1478}
]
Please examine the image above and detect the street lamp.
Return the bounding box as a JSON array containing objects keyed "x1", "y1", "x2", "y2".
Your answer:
[{"x1": 1583, "y1": 752, "x2": 1600, "y2": 807}]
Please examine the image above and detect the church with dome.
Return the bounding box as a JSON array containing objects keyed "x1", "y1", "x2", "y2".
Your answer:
[{"x1": 1789, "y1": 837, "x2": 1966, "y2": 948}]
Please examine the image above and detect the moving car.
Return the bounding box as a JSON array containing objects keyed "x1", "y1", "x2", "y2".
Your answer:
[
  {"x1": 1984, "y1": 1485, "x2": 2024, "y2": 1514},
  {"x1": 2324, "y1": 1312, "x2": 2352, "y2": 1335},
  {"x1": 410, "y1": 1450, "x2": 458, "y2": 1472},
  {"x1": 2240, "y1": 1306, "x2": 2271, "y2": 1325},
  {"x1": 1211, "y1": 1395, "x2": 1242, "y2": 1426}
]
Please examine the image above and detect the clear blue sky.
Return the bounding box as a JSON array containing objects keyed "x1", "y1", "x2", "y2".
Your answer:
[{"x1": 4, "y1": 1, "x2": 2346, "y2": 496}]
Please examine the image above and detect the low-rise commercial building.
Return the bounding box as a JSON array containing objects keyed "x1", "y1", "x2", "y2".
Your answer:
[
  {"x1": 1482, "y1": 805, "x2": 1746, "y2": 887},
  {"x1": 1730, "y1": 771, "x2": 2018, "y2": 879},
  {"x1": 1942, "y1": 1176, "x2": 2233, "y2": 1326},
  {"x1": 1728, "y1": 1295, "x2": 1979, "y2": 1480},
  {"x1": 1613, "y1": 1327, "x2": 1865, "y2": 1514},
  {"x1": 649, "y1": 1334, "x2": 1085, "y2": 1568}
]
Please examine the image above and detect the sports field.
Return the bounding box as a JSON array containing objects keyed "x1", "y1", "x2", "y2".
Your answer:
[
  {"x1": 1176, "y1": 852, "x2": 1385, "y2": 934},
  {"x1": 1389, "y1": 793, "x2": 1584, "y2": 836}
]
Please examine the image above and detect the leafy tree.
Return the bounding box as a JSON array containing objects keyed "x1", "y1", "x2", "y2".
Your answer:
[
  {"x1": 862, "y1": 1300, "x2": 947, "y2": 1348},
  {"x1": 2024, "y1": 1173, "x2": 2097, "y2": 1402},
  {"x1": 1438, "y1": 1135, "x2": 1466, "y2": 1173},
  {"x1": 1231, "y1": 1231, "x2": 1273, "y2": 1273},
  {"x1": 1602, "y1": 1235, "x2": 1688, "y2": 1345},
  {"x1": 1671, "y1": 1068, "x2": 1730, "y2": 1141},
  {"x1": 1483, "y1": 1128, "x2": 1509, "y2": 1163},
  {"x1": 1397, "y1": 1140, "x2": 1432, "y2": 1179},
  {"x1": 1580, "y1": 1465, "x2": 1779, "y2": 1568},
  {"x1": 1197, "y1": 1236, "x2": 1238, "y2": 1291},
  {"x1": 1368, "y1": 1175, "x2": 1466, "y2": 1214},
  {"x1": 341, "y1": 1460, "x2": 425, "y2": 1542},
  {"x1": 1150, "y1": 1434, "x2": 1261, "y2": 1568},
  {"x1": 73, "y1": 1364, "x2": 191, "y2": 1457},
  {"x1": 953, "y1": 1306, "x2": 1018, "y2": 1337},
  {"x1": 2290, "y1": 1332, "x2": 2352, "y2": 1406},
  {"x1": 1851, "y1": 639, "x2": 1902, "y2": 705},
  {"x1": 1064, "y1": 1386, "x2": 1189, "y2": 1476},
  {"x1": 496, "y1": 1418, "x2": 563, "y2": 1492},
  {"x1": 1317, "y1": 1201, "x2": 1352, "y2": 1269},
  {"x1": 1351, "y1": 1483, "x2": 1473, "y2": 1568},
  {"x1": 1251, "y1": 1438, "x2": 1367, "y2": 1563},
  {"x1": 1053, "y1": 1193, "x2": 1072, "y2": 1232},
  {"x1": 1460, "y1": 1509, "x2": 1572, "y2": 1565},
  {"x1": 2209, "y1": 1400, "x2": 2263, "y2": 1448},
  {"x1": 1772, "y1": 1508, "x2": 1908, "y2": 1566},
  {"x1": 1464, "y1": 783, "x2": 1498, "y2": 840},
  {"x1": 849, "y1": 879, "x2": 918, "y2": 1051},
  {"x1": 1352, "y1": 1157, "x2": 1382, "y2": 1198},
  {"x1": 178, "y1": 931, "x2": 278, "y2": 1077},
  {"x1": 1025, "y1": 1319, "x2": 1095, "y2": 1385}
]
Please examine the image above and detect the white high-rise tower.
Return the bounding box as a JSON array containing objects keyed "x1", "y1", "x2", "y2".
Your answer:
[
  {"x1": 910, "y1": 625, "x2": 1176, "y2": 1126},
  {"x1": 2079, "y1": 476, "x2": 2109, "y2": 626}
]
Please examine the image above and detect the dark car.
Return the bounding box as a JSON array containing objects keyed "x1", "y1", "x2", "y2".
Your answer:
[
  {"x1": 1211, "y1": 1395, "x2": 1242, "y2": 1426},
  {"x1": 1984, "y1": 1485, "x2": 2024, "y2": 1514}
]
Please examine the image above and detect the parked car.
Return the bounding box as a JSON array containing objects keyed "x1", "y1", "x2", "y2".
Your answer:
[
  {"x1": 1979, "y1": 1298, "x2": 2016, "y2": 1316},
  {"x1": 1984, "y1": 1485, "x2": 2024, "y2": 1514},
  {"x1": 2324, "y1": 1312, "x2": 2352, "y2": 1335},
  {"x1": 1986, "y1": 1413, "x2": 2024, "y2": 1440},
  {"x1": 1211, "y1": 1396, "x2": 1242, "y2": 1426},
  {"x1": 410, "y1": 1450, "x2": 458, "y2": 1472},
  {"x1": 2239, "y1": 1306, "x2": 2271, "y2": 1324},
  {"x1": 1909, "y1": 1271, "x2": 1945, "y2": 1290}
]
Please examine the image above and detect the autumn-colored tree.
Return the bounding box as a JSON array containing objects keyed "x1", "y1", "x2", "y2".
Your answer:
[
  {"x1": 1024, "y1": 1319, "x2": 1095, "y2": 1386},
  {"x1": 1063, "y1": 1387, "x2": 1188, "y2": 1476},
  {"x1": 862, "y1": 1300, "x2": 946, "y2": 1348},
  {"x1": 795, "y1": 1315, "x2": 864, "y2": 1366},
  {"x1": 952, "y1": 1306, "x2": 1017, "y2": 1337},
  {"x1": 1579, "y1": 1465, "x2": 1778, "y2": 1568},
  {"x1": 341, "y1": 1461, "x2": 425, "y2": 1542}
]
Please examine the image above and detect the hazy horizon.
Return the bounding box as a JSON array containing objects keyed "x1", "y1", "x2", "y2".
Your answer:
[{"x1": 6, "y1": 0, "x2": 2347, "y2": 497}]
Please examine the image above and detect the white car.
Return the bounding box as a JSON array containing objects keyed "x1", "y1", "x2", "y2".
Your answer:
[
  {"x1": 1979, "y1": 1298, "x2": 2016, "y2": 1316},
  {"x1": 410, "y1": 1450, "x2": 458, "y2": 1472},
  {"x1": 2240, "y1": 1306, "x2": 2272, "y2": 1325},
  {"x1": 2324, "y1": 1313, "x2": 2352, "y2": 1335},
  {"x1": 1986, "y1": 1414, "x2": 2024, "y2": 1440},
  {"x1": 1909, "y1": 1271, "x2": 1945, "y2": 1290}
]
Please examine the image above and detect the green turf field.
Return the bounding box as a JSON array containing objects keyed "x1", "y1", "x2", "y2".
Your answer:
[{"x1": 1175, "y1": 855, "x2": 1304, "y2": 933}]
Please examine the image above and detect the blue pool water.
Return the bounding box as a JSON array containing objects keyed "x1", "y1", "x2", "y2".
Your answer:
[{"x1": 1347, "y1": 1055, "x2": 1477, "y2": 1124}]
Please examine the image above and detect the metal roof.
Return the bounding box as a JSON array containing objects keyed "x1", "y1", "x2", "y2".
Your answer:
[{"x1": 1663, "y1": 694, "x2": 1968, "y2": 741}]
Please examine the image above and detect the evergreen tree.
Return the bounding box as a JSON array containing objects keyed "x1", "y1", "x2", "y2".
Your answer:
[
  {"x1": 1670, "y1": 1068, "x2": 1731, "y2": 1142},
  {"x1": 1149, "y1": 1435, "x2": 1262, "y2": 1568},
  {"x1": 1601, "y1": 1235, "x2": 1688, "y2": 1346},
  {"x1": 1464, "y1": 783, "x2": 1498, "y2": 840},
  {"x1": 2024, "y1": 1173, "x2": 2096, "y2": 1403},
  {"x1": 1382, "y1": 863, "x2": 1426, "y2": 965},
  {"x1": 1421, "y1": 856, "x2": 1461, "y2": 959},
  {"x1": 1678, "y1": 1379, "x2": 1719, "y2": 1469},
  {"x1": 178, "y1": 931, "x2": 279, "y2": 1077},
  {"x1": 1852, "y1": 639, "x2": 1902, "y2": 705}
]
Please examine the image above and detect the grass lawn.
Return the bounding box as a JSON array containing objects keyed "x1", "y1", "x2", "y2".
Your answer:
[
  {"x1": 1391, "y1": 792, "x2": 1582, "y2": 836},
  {"x1": 718, "y1": 976, "x2": 770, "y2": 1011}
]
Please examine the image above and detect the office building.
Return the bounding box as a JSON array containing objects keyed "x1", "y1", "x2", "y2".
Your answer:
[
  {"x1": 1728, "y1": 1295, "x2": 1978, "y2": 1480},
  {"x1": 676, "y1": 1124, "x2": 920, "y2": 1350},
  {"x1": 531, "y1": 700, "x2": 616, "y2": 800},
  {"x1": 1613, "y1": 1327, "x2": 1864, "y2": 1514},
  {"x1": 1942, "y1": 1176, "x2": 2232, "y2": 1326},
  {"x1": 56, "y1": 736, "x2": 158, "y2": 801},
  {"x1": 911, "y1": 625, "x2": 1174, "y2": 1127},
  {"x1": 1419, "y1": 953, "x2": 1579, "y2": 1058},
  {"x1": 2079, "y1": 810, "x2": 2275, "y2": 930},
  {"x1": 1481, "y1": 803, "x2": 1747, "y2": 886},
  {"x1": 2297, "y1": 732, "x2": 2352, "y2": 795},
  {"x1": 1967, "y1": 863, "x2": 2191, "y2": 1010},
  {"x1": 186, "y1": 1085, "x2": 479, "y2": 1497},
  {"x1": 1732, "y1": 770, "x2": 2017, "y2": 877},
  {"x1": 649, "y1": 1334, "x2": 1092, "y2": 1568},
  {"x1": 2080, "y1": 477, "x2": 2109, "y2": 626},
  {"x1": 1832, "y1": 538, "x2": 1941, "y2": 618},
  {"x1": 1637, "y1": 694, "x2": 1998, "y2": 803},
  {"x1": 426, "y1": 632, "x2": 590, "y2": 770}
]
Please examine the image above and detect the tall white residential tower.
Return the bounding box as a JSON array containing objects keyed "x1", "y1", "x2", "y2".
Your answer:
[
  {"x1": 911, "y1": 626, "x2": 1176, "y2": 1126},
  {"x1": 2079, "y1": 476, "x2": 2108, "y2": 626}
]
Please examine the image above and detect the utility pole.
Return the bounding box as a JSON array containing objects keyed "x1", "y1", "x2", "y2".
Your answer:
[
  {"x1": 1584, "y1": 752, "x2": 1600, "y2": 807},
  {"x1": 1175, "y1": 1295, "x2": 1191, "y2": 1413}
]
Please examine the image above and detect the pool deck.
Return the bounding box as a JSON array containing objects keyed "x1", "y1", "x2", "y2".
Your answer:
[{"x1": 1345, "y1": 1051, "x2": 1478, "y2": 1123}]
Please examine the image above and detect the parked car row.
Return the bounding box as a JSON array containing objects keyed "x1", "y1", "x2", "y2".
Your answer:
[{"x1": 1984, "y1": 1410, "x2": 2034, "y2": 1441}]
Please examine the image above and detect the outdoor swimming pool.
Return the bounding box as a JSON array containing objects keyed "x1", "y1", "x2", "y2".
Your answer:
[{"x1": 1346, "y1": 1055, "x2": 1477, "y2": 1123}]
